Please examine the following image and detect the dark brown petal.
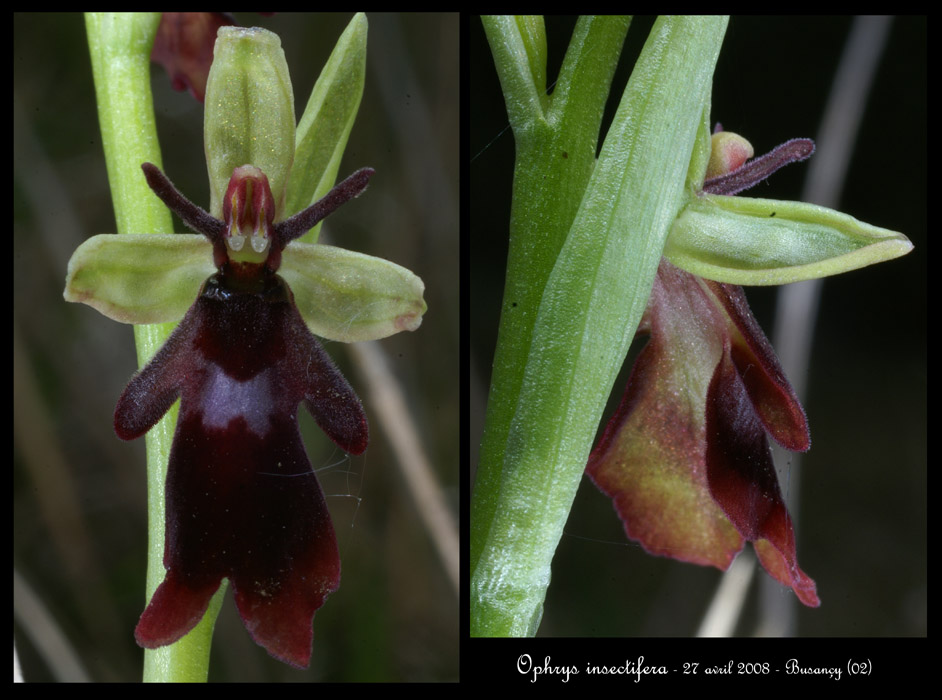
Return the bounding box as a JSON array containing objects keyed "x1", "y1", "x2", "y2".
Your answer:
[
  {"x1": 587, "y1": 262, "x2": 745, "y2": 569},
  {"x1": 705, "y1": 349, "x2": 820, "y2": 607},
  {"x1": 702, "y1": 139, "x2": 815, "y2": 196},
  {"x1": 705, "y1": 280, "x2": 810, "y2": 452}
]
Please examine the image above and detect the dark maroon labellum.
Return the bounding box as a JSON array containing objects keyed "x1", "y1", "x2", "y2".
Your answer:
[
  {"x1": 117, "y1": 163, "x2": 374, "y2": 667},
  {"x1": 586, "y1": 133, "x2": 823, "y2": 609}
]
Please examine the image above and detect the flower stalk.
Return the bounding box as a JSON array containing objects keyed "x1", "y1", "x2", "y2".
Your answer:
[
  {"x1": 471, "y1": 16, "x2": 729, "y2": 636},
  {"x1": 85, "y1": 12, "x2": 221, "y2": 681}
]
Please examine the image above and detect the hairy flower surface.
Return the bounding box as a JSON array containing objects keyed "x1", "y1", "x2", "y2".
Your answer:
[
  {"x1": 121, "y1": 165, "x2": 372, "y2": 666},
  {"x1": 67, "y1": 21, "x2": 427, "y2": 669},
  {"x1": 587, "y1": 129, "x2": 824, "y2": 606},
  {"x1": 66, "y1": 160, "x2": 424, "y2": 666},
  {"x1": 587, "y1": 257, "x2": 818, "y2": 605}
]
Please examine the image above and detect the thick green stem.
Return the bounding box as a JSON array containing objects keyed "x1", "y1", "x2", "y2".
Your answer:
[
  {"x1": 471, "y1": 16, "x2": 728, "y2": 636},
  {"x1": 85, "y1": 12, "x2": 224, "y2": 682},
  {"x1": 472, "y1": 13, "x2": 630, "y2": 583}
]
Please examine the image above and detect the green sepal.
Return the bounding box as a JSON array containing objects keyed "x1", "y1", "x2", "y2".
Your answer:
[
  {"x1": 64, "y1": 234, "x2": 213, "y2": 324},
  {"x1": 204, "y1": 27, "x2": 296, "y2": 220},
  {"x1": 64, "y1": 233, "x2": 426, "y2": 342},
  {"x1": 280, "y1": 242, "x2": 426, "y2": 343},
  {"x1": 287, "y1": 12, "x2": 368, "y2": 242},
  {"x1": 665, "y1": 193, "x2": 913, "y2": 285}
]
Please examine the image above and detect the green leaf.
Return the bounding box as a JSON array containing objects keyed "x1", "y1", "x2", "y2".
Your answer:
[
  {"x1": 515, "y1": 16, "x2": 548, "y2": 105},
  {"x1": 280, "y1": 242, "x2": 426, "y2": 342},
  {"x1": 64, "y1": 234, "x2": 213, "y2": 324},
  {"x1": 480, "y1": 15, "x2": 551, "y2": 131},
  {"x1": 665, "y1": 193, "x2": 913, "y2": 285}
]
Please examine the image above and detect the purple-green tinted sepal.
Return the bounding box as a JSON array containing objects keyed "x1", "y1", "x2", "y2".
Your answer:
[{"x1": 587, "y1": 259, "x2": 818, "y2": 606}]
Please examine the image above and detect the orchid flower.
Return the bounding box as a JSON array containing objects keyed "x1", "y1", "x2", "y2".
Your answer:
[
  {"x1": 471, "y1": 15, "x2": 913, "y2": 637},
  {"x1": 588, "y1": 130, "x2": 827, "y2": 607},
  {"x1": 67, "y1": 20, "x2": 425, "y2": 670}
]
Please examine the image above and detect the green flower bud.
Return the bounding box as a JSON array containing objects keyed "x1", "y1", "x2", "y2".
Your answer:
[{"x1": 204, "y1": 26, "x2": 295, "y2": 220}]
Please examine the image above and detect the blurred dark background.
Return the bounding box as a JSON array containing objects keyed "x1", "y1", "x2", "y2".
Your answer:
[
  {"x1": 471, "y1": 16, "x2": 925, "y2": 637},
  {"x1": 14, "y1": 12, "x2": 458, "y2": 681}
]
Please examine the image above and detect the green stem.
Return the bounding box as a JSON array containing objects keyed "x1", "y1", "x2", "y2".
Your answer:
[
  {"x1": 85, "y1": 12, "x2": 224, "y2": 682},
  {"x1": 471, "y1": 15, "x2": 728, "y2": 636}
]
